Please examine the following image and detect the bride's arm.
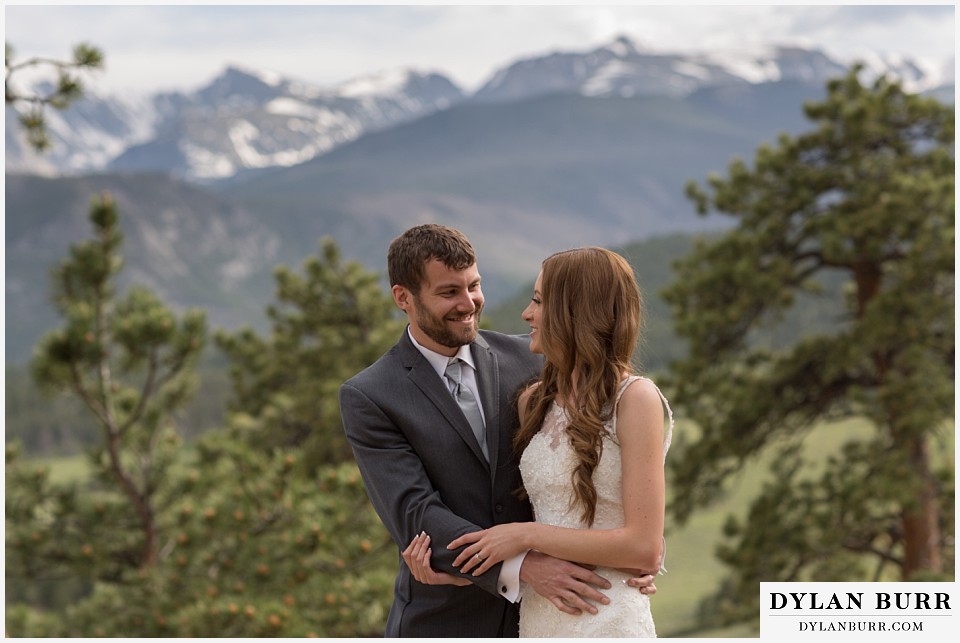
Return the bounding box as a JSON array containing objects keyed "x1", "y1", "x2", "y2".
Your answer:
[{"x1": 450, "y1": 377, "x2": 665, "y2": 574}]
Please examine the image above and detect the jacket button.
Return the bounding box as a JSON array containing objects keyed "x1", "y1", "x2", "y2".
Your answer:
[{"x1": 495, "y1": 504, "x2": 504, "y2": 513}]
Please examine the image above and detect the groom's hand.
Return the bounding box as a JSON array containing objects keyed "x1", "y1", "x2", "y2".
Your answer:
[{"x1": 519, "y1": 550, "x2": 611, "y2": 616}]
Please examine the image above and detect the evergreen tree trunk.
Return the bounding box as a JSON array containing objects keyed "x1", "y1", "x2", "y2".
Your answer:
[
  {"x1": 105, "y1": 429, "x2": 158, "y2": 567},
  {"x1": 854, "y1": 252, "x2": 942, "y2": 579},
  {"x1": 900, "y1": 436, "x2": 941, "y2": 578}
]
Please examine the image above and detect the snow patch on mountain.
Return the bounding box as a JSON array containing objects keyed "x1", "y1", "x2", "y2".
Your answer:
[
  {"x1": 851, "y1": 51, "x2": 943, "y2": 93},
  {"x1": 582, "y1": 60, "x2": 636, "y2": 96},
  {"x1": 249, "y1": 67, "x2": 285, "y2": 87},
  {"x1": 7, "y1": 84, "x2": 160, "y2": 175},
  {"x1": 181, "y1": 142, "x2": 236, "y2": 179},
  {"x1": 265, "y1": 97, "x2": 319, "y2": 118},
  {"x1": 337, "y1": 68, "x2": 414, "y2": 98},
  {"x1": 703, "y1": 48, "x2": 783, "y2": 83},
  {"x1": 671, "y1": 60, "x2": 714, "y2": 82}
]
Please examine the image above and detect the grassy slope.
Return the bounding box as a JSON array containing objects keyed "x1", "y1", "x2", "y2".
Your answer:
[{"x1": 651, "y1": 416, "x2": 954, "y2": 637}]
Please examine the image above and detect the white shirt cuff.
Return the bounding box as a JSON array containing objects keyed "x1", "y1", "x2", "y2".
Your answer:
[{"x1": 497, "y1": 549, "x2": 529, "y2": 603}]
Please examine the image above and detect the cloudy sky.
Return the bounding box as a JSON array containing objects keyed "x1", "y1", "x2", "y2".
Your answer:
[{"x1": 3, "y1": 3, "x2": 956, "y2": 96}]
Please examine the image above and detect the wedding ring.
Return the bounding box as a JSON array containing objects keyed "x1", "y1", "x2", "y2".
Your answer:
[{"x1": 475, "y1": 553, "x2": 484, "y2": 561}]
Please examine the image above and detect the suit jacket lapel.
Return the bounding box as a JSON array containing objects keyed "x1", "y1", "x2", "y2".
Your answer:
[
  {"x1": 399, "y1": 332, "x2": 491, "y2": 467},
  {"x1": 471, "y1": 335, "x2": 500, "y2": 477}
]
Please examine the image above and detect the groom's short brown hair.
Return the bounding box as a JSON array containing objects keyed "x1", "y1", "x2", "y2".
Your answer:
[{"x1": 388, "y1": 224, "x2": 476, "y2": 294}]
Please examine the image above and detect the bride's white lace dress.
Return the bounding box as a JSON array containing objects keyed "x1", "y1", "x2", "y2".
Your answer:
[{"x1": 518, "y1": 376, "x2": 673, "y2": 638}]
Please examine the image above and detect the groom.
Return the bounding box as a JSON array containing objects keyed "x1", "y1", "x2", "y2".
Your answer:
[{"x1": 339, "y1": 224, "x2": 651, "y2": 637}]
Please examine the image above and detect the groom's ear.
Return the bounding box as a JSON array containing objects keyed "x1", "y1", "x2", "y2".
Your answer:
[{"x1": 392, "y1": 284, "x2": 411, "y2": 312}]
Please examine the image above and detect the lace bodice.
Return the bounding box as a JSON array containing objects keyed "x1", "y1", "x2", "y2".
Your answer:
[
  {"x1": 517, "y1": 376, "x2": 673, "y2": 638},
  {"x1": 521, "y1": 376, "x2": 673, "y2": 532}
]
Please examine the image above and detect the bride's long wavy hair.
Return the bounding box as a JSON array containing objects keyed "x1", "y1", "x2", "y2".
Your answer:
[{"x1": 514, "y1": 247, "x2": 643, "y2": 526}]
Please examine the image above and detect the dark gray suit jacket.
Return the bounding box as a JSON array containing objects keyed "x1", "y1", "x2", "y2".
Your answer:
[{"x1": 339, "y1": 329, "x2": 543, "y2": 637}]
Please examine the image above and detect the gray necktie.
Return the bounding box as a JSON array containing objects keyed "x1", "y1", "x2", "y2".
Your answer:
[{"x1": 444, "y1": 358, "x2": 488, "y2": 461}]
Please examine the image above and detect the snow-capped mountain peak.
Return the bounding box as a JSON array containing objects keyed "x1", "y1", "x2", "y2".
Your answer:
[
  {"x1": 601, "y1": 34, "x2": 646, "y2": 58},
  {"x1": 7, "y1": 64, "x2": 465, "y2": 181},
  {"x1": 336, "y1": 68, "x2": 421, "y2": 99},
  {"x1": 847, "y1": 51, "x2": 944, "y2": 93},
  {"x1": 6, "y1": 37, "x2": 950, "y2": 181},
  {"x1": 474, "y1": 36, "x2": 947, "y2": 104}
]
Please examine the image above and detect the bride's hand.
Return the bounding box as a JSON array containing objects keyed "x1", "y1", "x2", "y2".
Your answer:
[
  {"x1": 618, "y1": 537, "x2": 665, "y2": 596},
  {"x1": 448, "y1": 523, "x2": 531, "y2": 576},
  {"x1": 617, "y1": 568, "x2": 658, "y2": 595},
  {"x1": 402, "y1": 532, "x2": 471, "y2": 586}
]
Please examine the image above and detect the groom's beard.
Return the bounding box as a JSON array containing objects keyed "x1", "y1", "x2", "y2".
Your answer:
[{"x1": 413, "y1": 294, "x2": 483, "y2": 348}]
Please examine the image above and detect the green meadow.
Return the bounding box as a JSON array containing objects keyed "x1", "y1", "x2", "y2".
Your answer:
[{"x1": 652, "y1": 415, "x2": 953, "y2": 638}]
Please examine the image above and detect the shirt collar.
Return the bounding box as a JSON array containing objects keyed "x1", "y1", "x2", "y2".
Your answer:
[{"x1": 407, "y1": 326, "x2": 477, "y2": 379}]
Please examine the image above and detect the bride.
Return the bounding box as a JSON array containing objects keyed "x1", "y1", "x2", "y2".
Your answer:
[{"x1": 404, "y1": 247, "x2": 672, "y2": 637}]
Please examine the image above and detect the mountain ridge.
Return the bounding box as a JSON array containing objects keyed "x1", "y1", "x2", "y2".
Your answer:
[{"x1": 7, "y1": 36, "x2": 951, "y2": 181}]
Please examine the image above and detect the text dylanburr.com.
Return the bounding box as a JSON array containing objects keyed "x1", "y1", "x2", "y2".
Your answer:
[{"x1": 761, "y1": 582, "x2": 956, "y2": 639}]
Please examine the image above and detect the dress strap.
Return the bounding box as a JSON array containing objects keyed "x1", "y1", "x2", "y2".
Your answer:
[
  {"x1": 642, "y1": 377, "x2": 674, "y2": 460},
  {"x1": 613, "y1": 376, "x2": 674, "y2": 458},
  {"x1": 609, "y1": 375, "x2": 640, "y2": 441},
  {"x1": 614, "y1": 375, "x2": 643, "y2": 404}
]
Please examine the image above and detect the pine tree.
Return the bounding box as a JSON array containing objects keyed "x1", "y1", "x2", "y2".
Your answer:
[
  {"x1": 6, "y1": 201, "x2": 398, "y2": 636},
  {"x1": 662, "y1": 67, "x2": 954, "y2": 625},
  {"x1": 5, "y1": 41, "x2": 104, "y2": 151},
  {"x1": 216, "y1": 237, "x2": 406, "y2": 467},
  {"x1": 12, "y1": 192, "x2": 207, "y2": 569},
  {"x1": 6, "y1": 192, "x2": 205, "y2": 632}
]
